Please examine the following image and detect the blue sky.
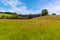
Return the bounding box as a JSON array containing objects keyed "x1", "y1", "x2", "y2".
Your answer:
[{"x1": 0, "y1": 0, "x2": 60, "y2": 14}]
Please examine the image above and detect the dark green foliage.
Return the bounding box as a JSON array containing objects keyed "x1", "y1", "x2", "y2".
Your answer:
[
  {"x1": 10, "y1": 14, "x2": 19, "y2": 19},
  {"x1": 0, "y1": 12, "x2": 17, "y2": 15},
  {"x1": 6, "y1": 16, "x2": 10, "y2": 19},
  {"x1": 1, "y1": 15, "x2": 5, "y2": 19},
  {"x1": 52, "y1": 13, "x2": 56, "y2": 15},
  {"x1": 4, "y1": 12, "x2": 17, "y2": 14},
  {"x1": 28, "y1": 14, "x2": 33, "y2": 19},
  {"x1": 41, "y1": 9, "x2": 48, "y2": 16}
]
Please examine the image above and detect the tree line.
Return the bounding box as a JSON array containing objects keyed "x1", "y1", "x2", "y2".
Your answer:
[{"x1": 0, "y1": 9, "x2": 56, "y2": 19}]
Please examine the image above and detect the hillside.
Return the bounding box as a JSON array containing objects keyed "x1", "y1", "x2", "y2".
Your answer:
[
  {"x1": 33, "y1": 15, "x2": 60, "y2": 20},
  {"x1": 0, "y1": 15, "x2": 60, "y2": 40},
  {"x1": 0, "y1": 13, "x2": 13, "y2": 18},
  {"x1": 0, "y1": 13, "x2": 12, "y2": 16}
]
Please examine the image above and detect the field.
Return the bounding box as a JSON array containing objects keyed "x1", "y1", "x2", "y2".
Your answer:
[
  {"x1": 0, "y1": 13, "x2": 12, "y2": 16},
  {"x1": 0, "y1": 15, "x2": 60, "y2": 40}
]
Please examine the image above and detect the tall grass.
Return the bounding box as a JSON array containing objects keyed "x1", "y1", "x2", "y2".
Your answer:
[{"x1": 0, "y1": 18, "x2": 60, "y2": 40}]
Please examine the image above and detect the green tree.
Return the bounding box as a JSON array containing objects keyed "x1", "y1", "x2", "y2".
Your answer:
[
  {"x1": 28, "y1": 14, "x2": 33, "y2": 19},
  {"x1": 41, "y1": 9, "x2": 48, "y2": 16}
]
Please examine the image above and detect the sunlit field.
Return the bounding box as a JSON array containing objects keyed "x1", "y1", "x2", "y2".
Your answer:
[
  {"x1": 0, "y1": 16, "x2": 60, "y2": 40},
  {"x1": 0, "y1": 13, "x2": 12, "y2": 16}
]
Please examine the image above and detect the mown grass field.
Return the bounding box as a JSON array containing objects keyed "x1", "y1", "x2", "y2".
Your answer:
[{"x1": 0, "y1": 15, "x2": 60, "y2": 40}]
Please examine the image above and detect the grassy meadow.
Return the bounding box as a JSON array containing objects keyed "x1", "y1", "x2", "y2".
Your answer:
[
  {"x1": 0, "y1": 13, "x2": 12, "y2": 16},
  {"x1": 0, "y1": 13, "x2": 13, "y2": 18},
  {"x1": 0, "y1": 15, "x2": 60, "y2": 40}
]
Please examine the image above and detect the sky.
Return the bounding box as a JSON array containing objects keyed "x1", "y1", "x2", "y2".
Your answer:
[{"x1": 0, "y1": 0, "x2": 60, "y2": 15}]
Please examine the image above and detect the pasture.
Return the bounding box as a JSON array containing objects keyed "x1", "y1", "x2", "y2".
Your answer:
[{"x1": 0, "y1": 15, "x2": 60, "y2": 40}]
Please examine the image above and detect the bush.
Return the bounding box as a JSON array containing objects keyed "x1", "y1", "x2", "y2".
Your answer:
[
  {"x1": 52, "y1": 13, "x2": 56, "y2": 15},
  {"x1": 28, "y1": 14, "x2": 33, "y2": 19},
  {"x1": 41, "y1": 9, "x2": 48, "y2": 16},
  {"x1": 1, "y1": 15, "x2": 5, "y2": 19},
  {"x1": 10, "y1": 14, "x2": 19, "y2": 19}
]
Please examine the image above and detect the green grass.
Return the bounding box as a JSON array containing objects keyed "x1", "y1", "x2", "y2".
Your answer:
[
  {"x1": 0, "y1": 13, "x2": 12, "y2": 17},
  {"x1": 0, "y1": 16, "x2": 60, "y2": 40}
]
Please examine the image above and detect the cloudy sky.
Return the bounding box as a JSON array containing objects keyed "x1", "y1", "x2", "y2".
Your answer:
[{"x1": 0, "y1": 0, "x2": 60, "y2": 14}]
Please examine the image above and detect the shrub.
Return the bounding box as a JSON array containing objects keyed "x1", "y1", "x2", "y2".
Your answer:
[
  {"x1": 52, "y1": 13, "x2": 56, "y2": 15},
  {"x1": 28, "y1": 14, "x2": 33, "y2": 19},
  {"x1": 1, "y1": 15, "x2": 5, "y2": 19},
  {"x1": 10, "y1": 14, "x2": 19, "y2": 19}
]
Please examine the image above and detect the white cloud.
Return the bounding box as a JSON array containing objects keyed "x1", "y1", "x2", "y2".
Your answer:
[
  {"x1": 1, "y1": 0, "x2": 32, "y2": 14},
  {"x1": 2, "y1": 0, "x2": 22, "y2": 7},
  {"x1": 1, "y1": 0, "x2": 60, "y2": 15},
  {"x1": 43, "y1": 0, "x2": 60, "y2": 15}
]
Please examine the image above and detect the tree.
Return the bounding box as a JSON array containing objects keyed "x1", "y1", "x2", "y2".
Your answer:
[
  {"x1": 28, "y1": 14, "x2": 33, "y2": 19},
  {"x1": 52, "y1": 13, "x2": 56, "y2": 15},
  {"x1": 41, "y1": 9, "x2": 48, "y2": 16}
]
